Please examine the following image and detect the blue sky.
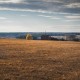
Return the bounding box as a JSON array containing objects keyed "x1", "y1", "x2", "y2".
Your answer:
[{"x1": 0, "y1": 0, "x2": 80, "y2": 32}]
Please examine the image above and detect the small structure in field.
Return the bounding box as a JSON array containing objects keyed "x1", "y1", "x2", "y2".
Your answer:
[{"x1": 26, "y1": 34, "x2": 33, "y2": 40}]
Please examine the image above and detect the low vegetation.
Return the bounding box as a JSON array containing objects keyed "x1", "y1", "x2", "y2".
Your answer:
[{"x1": 0, "y1": 39, "x2": 80, "y2": 80}]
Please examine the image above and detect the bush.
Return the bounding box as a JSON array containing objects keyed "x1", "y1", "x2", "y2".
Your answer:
[{"x1": 26, "y1": 34, "x2": 33, "y2": 40}]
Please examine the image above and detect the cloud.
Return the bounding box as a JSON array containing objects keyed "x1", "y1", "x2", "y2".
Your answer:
[
  {"x1": 38, "y1": 15, "x2": 61, "y2": 19},
  {"x1": 0, "y1": 0, "x2": 23, "y2": 3},
  {"x1": 0, "y1": 7, "x2": 53, "y2": 14},
  {"x1": 0, "y1": 0, "x2": 80, "y2": 14},
  {"x1": 65, "y1": 16, "x2": 80, "y2": 19},
  {"x1": 38, "y1": 15, "x2": 52, "y2": 18},
  {"x1": 65, "y1": 3, "x2": 80, "y2": 8},
  {"x1": 0, "y1": 17, "x2": 7, "y2": 19}
]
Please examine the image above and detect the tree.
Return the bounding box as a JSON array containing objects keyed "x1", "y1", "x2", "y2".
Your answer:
[{"x1": 26, "y1": 34, "x2": 33, "y2": 40}]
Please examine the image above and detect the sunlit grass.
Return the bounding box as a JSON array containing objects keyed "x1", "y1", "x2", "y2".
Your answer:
[{"x1": 0, "y1": 39, "x2": 80, "y2": 80}]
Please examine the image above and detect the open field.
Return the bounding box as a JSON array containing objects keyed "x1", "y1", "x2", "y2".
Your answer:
[{"x1": 0, "y1": 39, "x2": 80, "y2": 80}]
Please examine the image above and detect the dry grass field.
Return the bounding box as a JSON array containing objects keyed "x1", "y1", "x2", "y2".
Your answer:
[{"x1": 0, "y1": 39, "x2": 80, "y2": 80}]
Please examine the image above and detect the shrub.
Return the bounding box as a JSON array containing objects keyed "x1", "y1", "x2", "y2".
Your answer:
[{"x1": 26, "y1": 34, "x2": 33, "y2": 40}]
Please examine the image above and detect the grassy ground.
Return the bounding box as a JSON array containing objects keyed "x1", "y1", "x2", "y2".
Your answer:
[{"x1": 0, "y1": 39, "x2": 80, "y2": 80}]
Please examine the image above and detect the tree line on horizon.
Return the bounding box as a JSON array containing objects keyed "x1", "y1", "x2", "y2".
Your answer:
[{"x1": 16, "y1": 33, "x2": 80, "y2": 41}]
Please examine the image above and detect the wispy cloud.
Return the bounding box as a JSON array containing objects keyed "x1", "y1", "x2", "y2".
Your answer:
[
  {"x1": 39, "y1": 15, "x2": 52, "y2": 18},
  {"x1": 0, "y1": 17, "x2": 7, "y2": 20},
  {"x1": 65, "y1": 16, "x2": 80, "y2": 19},
  {"x1": 65, "y1": 3, "x2": 80, "y2": 8},
  {"x1": 0, "y1": 0, "x2": 24, "y2": 3},
  {"x1": 41, "y1": 0, "x2": 63, "y2": 3},
  {"x1": 0, "y1": 7, "x2": 53, "y2": 14},
  {"x1": 38, "y1": 15, "x2": 60, "y2": 19},
  {"x1": 0, "y1": 0, "x2": 80, "y2": 14}
]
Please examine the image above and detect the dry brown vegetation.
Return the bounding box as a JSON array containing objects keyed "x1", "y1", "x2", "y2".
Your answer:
[{"x1": 0, "y1": 39, "x2": 80, "y2": 80}]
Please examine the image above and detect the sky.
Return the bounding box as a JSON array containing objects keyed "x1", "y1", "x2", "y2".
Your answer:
[{"x1": 0, "y1": 0, "x2": 80, "y2": 32}]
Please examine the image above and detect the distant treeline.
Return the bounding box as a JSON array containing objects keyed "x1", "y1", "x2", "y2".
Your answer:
[
  {"x1": 0, "y1": 32, "x2": 80, "y2": 41},
  {"x1": 16, "y1": 33, "x2": 80, "y2": 41}
]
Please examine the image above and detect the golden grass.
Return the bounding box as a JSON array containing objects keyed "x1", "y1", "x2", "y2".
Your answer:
[{"x1": 0, "y1": 39, "x2": 80, "y2": 80}]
